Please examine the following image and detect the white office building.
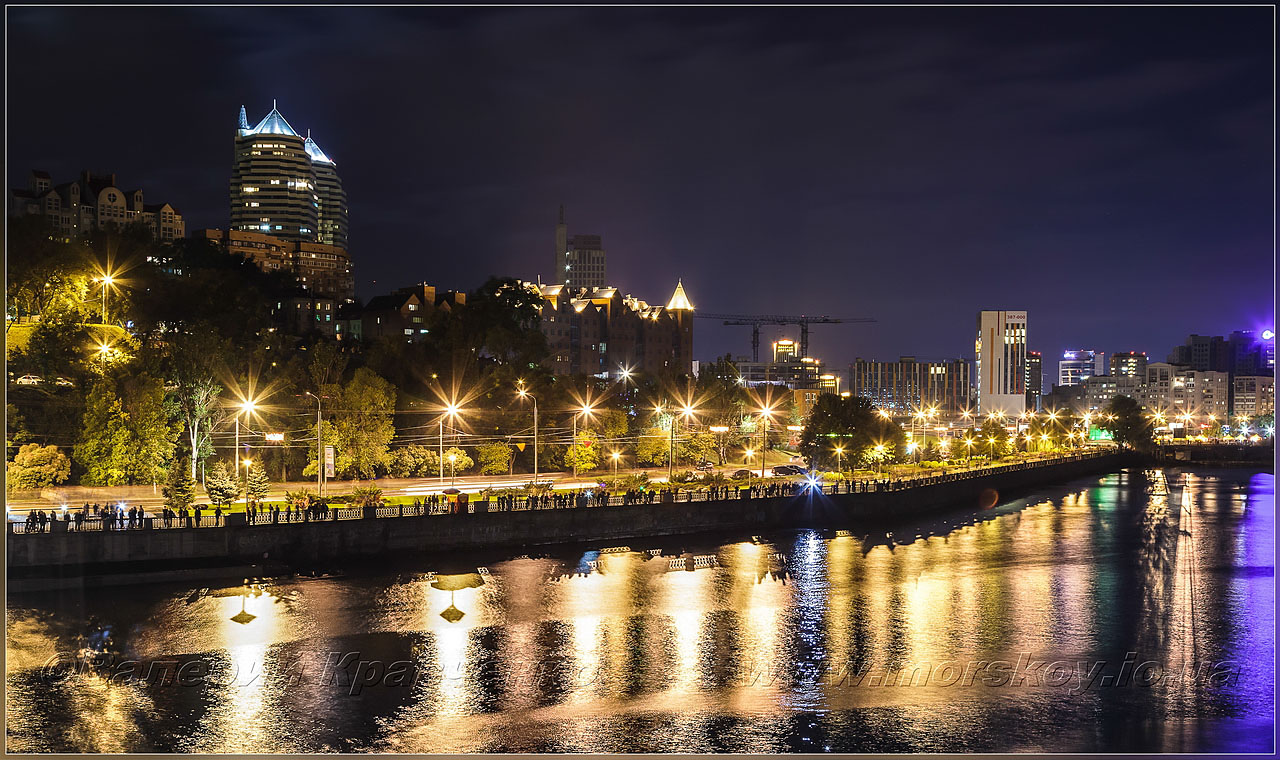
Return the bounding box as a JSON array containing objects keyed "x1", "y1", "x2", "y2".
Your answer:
[{"x1": 975, "y1": 310, "x2": 1027, "y2": 416}]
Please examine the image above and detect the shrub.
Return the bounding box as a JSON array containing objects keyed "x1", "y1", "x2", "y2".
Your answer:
[
  {"x1": 349, "y1": 485, "x2": 384, "y2": 508},
  {"x1": 5, "y1": 443, "x2": 71, "y2": 491}
]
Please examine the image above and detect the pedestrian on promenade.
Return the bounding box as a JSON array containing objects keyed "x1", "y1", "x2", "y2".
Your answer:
[
  {"x1": 272, "y1": 506, "x2": 279, "y2": 524},
  {"x1": 215, "y1": 505, "x2": 223, "y2": 526},
  {"x1": 194, "y1": 506, "x2": 203, "y2": 527}
]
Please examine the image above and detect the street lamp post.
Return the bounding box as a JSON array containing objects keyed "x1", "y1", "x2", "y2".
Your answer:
[
  {"x1": 304, "y1": 392, "x2": 324, "y2": 496},
  {"x1": 611, "y1": 450, "x2": 621, "y2": 479},
  {"x1": 235, "y1": 398, "x2": 258, "y2": 504},
  {"x1": 758, "y1": 409, "x2": 772, "y2": 479},
  {"x1": 448, "y1": 453, "x2": 458, "y2": 486},
  {"x1": 94, "y1": 274, "x2": 114, "y2": 324},
  {"x1": 572, "y1": 403, "x2": 594, "y2": 479},
  {"x1": 439, "y1": 403, "x2": 462, "y2": 484},
  {"x1": 679, "y1": 404, "x2": 696, "y2": 475},
  {"x1": 516, "y1": 382, "x2": 539, "y2": 483}
]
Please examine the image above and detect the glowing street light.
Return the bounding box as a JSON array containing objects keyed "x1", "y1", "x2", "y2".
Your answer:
[
  {"x1": 93, "y1": 340, "x2": 114, "y2": 371},
  {"x1": 448, "y1": 452, "x2": 458, "y2": 486},
  {"x1": 757, "y1": 405, "x2": 778, "y2": 479},
  {"x1": 572, "y1": 401, "x2": 596, "y2": 478},
  {"x1": 92, "y1": 270, "x2": 118, "y2": 324},
  {"x1": 611, "y1": 450, "x2": 621, "y2": 478},
  {"x1": 516, "y1": 380, "x2": 539, "y2": 483},
  {"x1": 234, "y1": 397, "x2": 260, "y2": 503},
  {"x1": 439, "y1": 402, "x2": 464, "y2": 484}
]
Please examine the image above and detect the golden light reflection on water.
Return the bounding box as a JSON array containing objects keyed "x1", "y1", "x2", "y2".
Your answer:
[
  {"x1": 6, "y1": 471, "x2": 1272, "y2": 754},
  {"x1": 206, "y1": 590, "x2": 281, "y2": 753}
]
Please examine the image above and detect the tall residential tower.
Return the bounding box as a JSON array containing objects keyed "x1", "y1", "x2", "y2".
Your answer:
[
  {"x1": 228, "y1": 102, "x2": 352, "y2": 300},
  {"x1": 230, "y1": 102, "x2": 348, "y2": 250}
]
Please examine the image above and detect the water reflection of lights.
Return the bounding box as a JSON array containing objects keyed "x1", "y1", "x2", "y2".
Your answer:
[
  {"x1": 213, "y1": 586, "x2": 281, "y2": 752},
  {"x1": 661, "y1": 568, "x2": 709, "y2": 692},
  {"x1": 65, "y1": 671, "x2": 153, "y2": 753}
]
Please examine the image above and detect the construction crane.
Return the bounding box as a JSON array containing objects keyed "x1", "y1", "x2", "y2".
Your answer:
[{"x1": 693, "y1": 313, "x2": 876, "y2": 362}]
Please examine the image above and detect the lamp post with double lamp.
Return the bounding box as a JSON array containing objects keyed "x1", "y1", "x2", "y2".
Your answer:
[
  {"x1": 923, "y1": 406, "x2": 938, "y2": 452},
  {"x1": 572, "y1": 402, "x2": 595, "y2": 479},
  {"x1": 516, "y1": 381, "x2": 538, "y2": 483},
  {"x1": 439, "y1": 403, "x2": 463, "y2": 484},
  {"x1": 234, "y1": 398, "x2": 259, "y2": 504}
]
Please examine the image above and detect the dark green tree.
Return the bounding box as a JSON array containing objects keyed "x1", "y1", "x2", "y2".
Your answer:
[
  {"x1": 476, "y1": 442, "x2": 514, "y2": 475},
  {"x1": 204, "y1": 460, "x2": 240, "y2": 507},
  {"x1": 245, "y1": 461, "x2": 270, "y2": 505},
  {"x1": 1098, "y1": 395, "x2": 1154, "y2": 451},
  {"x1": 798, "y1": 394, "x2": 904, "y2": 469},
  {"x1": 163, "y1": 457, "x2": 197, "y2": 510}
]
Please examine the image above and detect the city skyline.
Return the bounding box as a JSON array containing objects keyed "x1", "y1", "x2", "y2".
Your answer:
[
  {"x1": 5, "y1": 8, "x2": 1274, "y2": 756},
  {"x1": 7, "y1": 6, "x2": 1273, "y2": 366}
]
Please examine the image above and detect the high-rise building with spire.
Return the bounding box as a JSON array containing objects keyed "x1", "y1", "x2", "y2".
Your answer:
[
  {"x1": 227, "y1": 101, "x2": 352, "y2": 300},
  {"x1": 230, "y1": 101, "x2": 317, "y2": 241},
  {"x1": 553, "y1": 206, "x2": 607, "y2": 289}
]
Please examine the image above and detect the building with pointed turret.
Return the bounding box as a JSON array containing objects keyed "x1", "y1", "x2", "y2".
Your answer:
[
  {"x1": 525, "y1": 280, "x2": 693, "y2": 377},
  {"x1": 227, "y1": 101, "x2": 351, "y2": 300}
]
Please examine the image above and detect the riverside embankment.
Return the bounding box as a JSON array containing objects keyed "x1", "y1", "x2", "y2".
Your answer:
[{"x1": 6, "y1": 451, "x2": 1136, "y2": 589}]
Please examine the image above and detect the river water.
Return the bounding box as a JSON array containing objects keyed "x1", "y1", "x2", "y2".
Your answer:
[{"x1": 5, "y1": 467, "x2": 1273, "y2": 753}]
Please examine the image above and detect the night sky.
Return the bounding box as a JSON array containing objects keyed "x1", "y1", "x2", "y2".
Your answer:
[{"x1": 7, "y1": 7, "x2": 1274, "y2": 383}]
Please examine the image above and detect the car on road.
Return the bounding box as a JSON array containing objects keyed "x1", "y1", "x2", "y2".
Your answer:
[
  {"x1": 732, "y1": 469, "x2": 755, "y2": 479},
  {"x1": 772, "y1": 464, "x2": 807, "y2": 476},
  {"x1": 15, "y1": 375, "x2": 42, "y2": 386},
  {"x1": 55, "y1": 377, "x2": 74, "y2": 387},
  {"x1": 695, "y1": 461, "x2": 714, "y2": 472}
]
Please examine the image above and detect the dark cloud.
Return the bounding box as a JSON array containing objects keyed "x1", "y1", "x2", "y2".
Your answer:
[{"x1": 7, "y1": 7, "x2": 1272, "y2": 377}]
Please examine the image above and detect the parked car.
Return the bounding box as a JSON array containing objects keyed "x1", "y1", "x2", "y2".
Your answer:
[
  {"x1": 54, "y1": 377, "x2": 74, "y2": 387},
  {"x1": 772, "y1": 464, "x2": 807, "y2": 476},
  {"x1": 732, "y1": 469, "x2": 755, "y2": 479},
  {"x1": 15, "y1": 375, "x2": 42, "y2": 386},
  {"x1": 695, "y1": 461, "x2": 714, "y2": 472}
]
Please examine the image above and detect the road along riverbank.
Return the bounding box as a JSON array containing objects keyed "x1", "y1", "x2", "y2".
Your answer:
[{"x1": 8, "y1": 451, "x2": 1135, "y2": 591}]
